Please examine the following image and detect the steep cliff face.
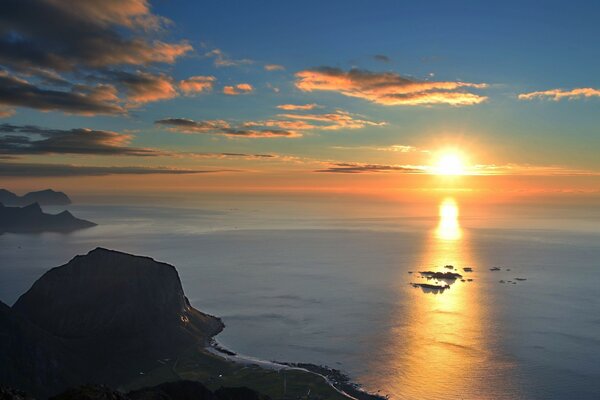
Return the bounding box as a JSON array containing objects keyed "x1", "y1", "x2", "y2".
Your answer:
[
  {"x1": 5, "y1": 248, "x2": 224, "y2": 397},
  {"x1": 0, "y1": 301, "x2": 81, "y2": 397}
]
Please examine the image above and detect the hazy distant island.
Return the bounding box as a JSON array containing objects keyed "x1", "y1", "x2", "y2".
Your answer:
[
  {"x1": 0, "y1": 248, "x2": 382, "y2": 400},
  {"x1": 0, "y1": 189, "x2": 71, "y2": 207},
  {"x1": 0, "y1": 202, "x2": 96, "y2": 233}
]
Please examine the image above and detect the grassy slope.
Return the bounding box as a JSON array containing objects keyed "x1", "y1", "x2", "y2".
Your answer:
[{"x1": 121, "y1": 346, "x2": 350, "y2": 400}]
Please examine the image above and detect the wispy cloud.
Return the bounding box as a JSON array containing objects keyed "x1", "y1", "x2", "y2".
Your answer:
[
  {"x1": 332, "y1": 144, "x2": 419, "y2": 153},
  {"x1": 275, "y1": 110, "x2": 386, "y2": 130},
  {"x1": 265, "y1": 64, "x2": 285, "y2": 71},
  {"x1": 518, "y1": 88, "x2": 600, "y2": 101},
  {"x1": 315, "y1": 162, "x2": 420, "y2": 174},
  {"x1": 0, "y1": 162, "x2": 230, "y2": 177},
  {"x1": 0, "y1": 124, "x2": 163, "y2": 156},
  {"x1": 373, "y1": 54, "x2": 391, "y2": 63},
  {"x1": 155, "y1": 118, "x2": 300, "y2": 138},
  {"x1": 205, "y1": 49, "x2": 253, "y2": 67},
  {"x1": 223, "y1": 83, "x2": 254, "y2": 95},
  {"x1": 277, "y1": 103, "x2": 320, "y2": 110},
  {"x1": 295, "y1": 67, "x2": 488, "y2": 106},
  {"x1": 157, "y1": 109, "x2": 384, "y2": 139}
]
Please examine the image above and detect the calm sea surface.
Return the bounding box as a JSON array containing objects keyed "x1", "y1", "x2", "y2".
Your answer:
[{"x1": 1, "y1": 195, "x2": 599, "y2": 399}]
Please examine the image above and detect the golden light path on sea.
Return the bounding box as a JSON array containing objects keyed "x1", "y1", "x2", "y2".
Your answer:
[{"x1": 362, "y1": 198, "x2": 519, "y2": 400}]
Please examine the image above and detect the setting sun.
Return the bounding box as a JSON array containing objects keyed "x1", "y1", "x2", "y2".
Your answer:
[{"x1": 434, "y1": 151, "x2": 467, "y2": 175}]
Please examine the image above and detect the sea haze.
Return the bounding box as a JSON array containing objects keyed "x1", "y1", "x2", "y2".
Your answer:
[{"x1": 1, "y1": 195, "x2": 599, "y2": 400}]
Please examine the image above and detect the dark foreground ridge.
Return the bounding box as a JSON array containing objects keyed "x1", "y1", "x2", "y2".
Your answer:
[
  {"x1": 0, "y1": 202, "x2": 96, "y2": 233},
  {"x1": 2, "y1": 248, "x2": 224, "y2": 397},
  {"x1": 1, "y1": 381, "x2": 269, "y2": 400},
  {"x1": 1, "y1": 248, "x2": 381, "y2": 400},
  {"x1": 0, "y1": 189, "x2": 71, "y2": 206}
]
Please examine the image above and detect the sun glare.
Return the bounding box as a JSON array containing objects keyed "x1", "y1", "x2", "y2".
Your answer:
[{"x1": 434, "y1": 151, "x2": 466, "y2": 175}]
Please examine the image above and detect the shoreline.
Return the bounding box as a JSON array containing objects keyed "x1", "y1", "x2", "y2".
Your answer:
[{"x1": 207, "y1": 338, "x2": 387, "y2": 400}]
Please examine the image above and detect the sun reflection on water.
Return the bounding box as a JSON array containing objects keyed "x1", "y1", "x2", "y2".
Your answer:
[
  {"x1": 436, "y1": 197, "x2": 462, "y2": 241},
  {"x1": 362, "y1": 198, "x2": 518, "y2": 400}
]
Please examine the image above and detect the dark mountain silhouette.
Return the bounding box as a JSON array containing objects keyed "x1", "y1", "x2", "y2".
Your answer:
[
  {"x1": 0, "y1": 301, "x2": 82, "y2": 397},
  {"x1": 2, "y1": 249, "x2": 224, "y2": 397},
  {"x1": 0, "y1": 189, "x2": 71, "y2": 206},
  {"x1": 0, "y1": 202, "x2": 96, "y2": 233}
]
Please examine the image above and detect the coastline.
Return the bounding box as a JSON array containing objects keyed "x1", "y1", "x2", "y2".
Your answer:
[{"x1": 207, "y1": 338, "x2": 387, "y2": 400}]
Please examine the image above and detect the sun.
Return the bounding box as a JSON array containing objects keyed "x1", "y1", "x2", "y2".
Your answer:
[{"x1": 434, "y1": 151, "x2": 466, "y2": 175}]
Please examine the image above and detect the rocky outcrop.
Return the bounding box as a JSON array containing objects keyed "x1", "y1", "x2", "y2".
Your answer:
[
  {"x1": 0, "y1": 189, "x2": 71, "y2": 206},
  {"x1": 0, "y1": 202, "x2": 96, "y2": 233},
  {"x1": 3, "y1": 249, "x2": 224, "y2": 397}
]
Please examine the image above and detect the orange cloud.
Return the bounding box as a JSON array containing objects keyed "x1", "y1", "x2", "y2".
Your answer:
[
  {"x1": 277, "y1": 103, "x2": 320, "y2": 110},
  {"x1": 114, "y1": 71, "x2": 177, "y2": 105},
  {"x1": 265, "y1": 64, "x2": 285, "y2": 71},
  {"x1": 518, "y1": 88, "x2": 600, "y2": 101},
  {"x1": 179, "y1": 76, "x2": 216, "y2": 95},
  {"x1": 155, "y1": 118, "x2": 300, "y2": 138},
  {"x1": 0, "y1": 108, "x2": 15, "y2": 118},
  {"x1": 295, "y1": 67, "x2": 488, "y2": 106},
  {"x1": 277, "y1": 110, "x2": 386, "y2": 130},
  {"x1": 223, "y1": 83, "x2": 254, "y2": 95}
]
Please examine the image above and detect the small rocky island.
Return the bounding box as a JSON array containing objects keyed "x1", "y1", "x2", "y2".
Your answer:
[
  {"x1": 0, "y1": 202, "x2": 95, "y2": 233},
  {"x1": 0, "y1": 189, "x2": 71, "y2": 206}
]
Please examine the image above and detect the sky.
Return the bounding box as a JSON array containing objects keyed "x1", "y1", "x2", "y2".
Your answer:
[{"x1": 1, "y1": 0, "x2": 599, "y2": 199}]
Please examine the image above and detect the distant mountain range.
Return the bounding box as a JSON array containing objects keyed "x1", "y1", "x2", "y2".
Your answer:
[
  {"x1": 0, "y1": 202, "x2": 96, "y2": 233},
  {"x1": 0, "y1": 189, "x2": 71, "y2": 206}
]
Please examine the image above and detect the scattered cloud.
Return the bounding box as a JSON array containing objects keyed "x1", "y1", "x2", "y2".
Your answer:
[
  {"x1": 265, "y1": 64, "x2": 285, "y2": 71},
  {"x1": 0, "y1": 123, "x2": 162, "y2": 156},
  {"x1": 223, "y1": 83, "x2": 254, "y2": 95},
  {"x1": 155, "y1": 118, "x2": 300, "y2": 138},
  {"x1": 0, "y1": 162, "x2": 229, "y2": 177},
  {"x1": 179, "y1": 76, "x2": 216, "y2": 95},
  {"x1": 373, "y1": 54, "x2": 391, "y2": 63},
  {"x1": 109, "y1": 70, "x2": 177, "y2": 105},
  {"x1": 315, "y1": 162, "x2": 421, "y2": 174},
  {"x1": 154, "y1": 118, "x2": 231, "y2": 133},
  {"x1": 0, "y1": 0, "x2": 197, "y2": 115},
  {"x1": 0, "y1": 0, "x2": 192, "y2": 73},
  {"x1": 518, "y1": 88, "x2": 600, "y2": 101},
  {"x1": 277, "y1": 103, "x2": 320, "y2": 110},
  {"x1": 0, "y1": 71, "x2": 125, "y2": 115},
  {"x1": 295, "y1": 67, "x2": 488, "y2": 106},
  {"x1": 157, "y1": 109, "x2": 384, "y2": 138},
  {"x1": 205, "y1": 48, "x2": 252, "y2": 67},
  {"x1": 332, "y1": 144, "x2": 419, "y2": 153},
  {"x1": 275, "y1": 110, "x2": 386, "y2": 130}
]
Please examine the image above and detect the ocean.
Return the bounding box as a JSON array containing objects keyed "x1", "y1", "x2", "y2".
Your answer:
[{"x1": 1, "y1": 194, "x2": 599, "y2": 399}]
